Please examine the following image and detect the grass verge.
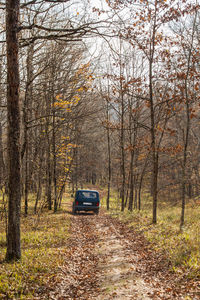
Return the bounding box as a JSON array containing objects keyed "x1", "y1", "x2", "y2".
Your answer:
[
  {"x1": 101, "y1": 191, "x2": 200, "y2": 279},
  {"x1": 0, "y1": 195, "x2": 71, "y2": 299}
]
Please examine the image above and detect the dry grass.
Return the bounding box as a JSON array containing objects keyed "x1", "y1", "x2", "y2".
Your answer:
[
  {"x1": 101, "y1": 190, "x2": 200, "y2": 279},
  {"x1": 0, "y1": 194, "x2": 71, "y2": 299}
]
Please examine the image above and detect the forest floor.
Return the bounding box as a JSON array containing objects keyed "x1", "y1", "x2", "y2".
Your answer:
[{"x1": 41, "y1": 207, "x2": 200, "y2": 300}]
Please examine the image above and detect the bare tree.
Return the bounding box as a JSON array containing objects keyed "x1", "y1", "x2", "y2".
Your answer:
[{"x1": 6, "y1": 0, "x2": 21, "y2": 260}]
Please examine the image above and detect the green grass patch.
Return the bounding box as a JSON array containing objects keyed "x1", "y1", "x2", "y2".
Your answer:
[
  {"x1": 101, "y1": 190, "x2": 200, "y2": 279},
  {"x1": 0, "y1": 195, "x2": 71, "y2": 299}
]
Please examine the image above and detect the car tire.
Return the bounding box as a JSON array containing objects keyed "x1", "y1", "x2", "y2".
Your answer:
[
  {"x1": 72, "y1": 204, "x2": 76, "y2": 215},
  {"x1": 94, "y1": 209, "x2": 99, "y2": 215}
]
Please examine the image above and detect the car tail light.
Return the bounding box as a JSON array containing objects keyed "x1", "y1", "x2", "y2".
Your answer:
[
  {"x1": 96, "y1": 202, "x2": 99, "y2": 207},
  {"x1": 76, "y1": 201, "x2": 78, "y2": 205}
]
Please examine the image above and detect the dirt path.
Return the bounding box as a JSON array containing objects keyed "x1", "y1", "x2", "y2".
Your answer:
[
  {"x1": 45, "y1": 210, "x2": 199, "y2": 300},
  {"x1": 95, "y1": 216, "x2": 154, "y2": 300}
]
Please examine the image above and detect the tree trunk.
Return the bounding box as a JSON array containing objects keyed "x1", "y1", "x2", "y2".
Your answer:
[
  {"x1": 24, "y1": 140, "x2": 28, "y2": 216},
  {"x1": 180, "y1": 12, "x2": 196, "y2": 230},
  {"x1": 134, "y1": 175, "x2": 138, "y2": 209},
  {"x1": 34, "y1": 150, "x2": 43, "y2": 214},
  {"x1": 0, "y1": 121, "x2": 5, "y2": 188},
  {"x1": 138, "y1": 155, "x2": 149, "y2": 211},
  {"x1": 0, "y1": 67, "x2": 5, "y2": 189},
  {"x1": 52, "y1": 94, "x2": 58, "y2": 212},
  {"x1": 6, "y1": 0, "x2": 21, "y2": 260},
  {"x1": 180, "y1": 86, "x2": 190, "y2": 230},
  {"x1": 180, "y1": 150, "x2": 187, "y2": 230},
  {"x1": 119, "y1": 42, "x2": 125, "y2": 212},
  {"x1": 45, "y1": 100, "x2": 52, "y2": 210},
  {"x1": 128, "y1": 151, "x2": 134, "y2": 211},
  {"x1": 106, "y1": 93, "x2": 111, "y2": 210},
  {"x1": 47, "y1": 147, "x2": 52, "y2": 210},
  {"x1": 149, "y1": 5, "x2": 158, "y2": 224},
  {"x1": 124, "y1": 170, "x2": 129, "y2": 208},
  {"x1": 34, "y1": 174, "x2": 42, "y2": 214},
  {"x1": 23, "y1": 43, "x2": 34, "y2": 216}
]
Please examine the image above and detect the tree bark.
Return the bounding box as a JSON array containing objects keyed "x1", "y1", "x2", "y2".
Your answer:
[
  {"x1": 0, "y1": 67, "x2": 5, "y2": 188},
  {"x1": 23, "y1": 43, "x2": 34, "y2": 216},
  {"x1": 52, "y1": 92, "x2": 58, "y2": 212},
  {"x1": 45, "y1": 85, "x2": 52, "y2": 210},
  {"x1": 180, "y1": 11, "x2": 196, "y2": 230},
  {"x1": 149, "y1": 1, "x2": 158, "y2": 224},
  {"x1": 0, "y1": 121, "x2": 5, "y2": 188},
  {"x1": 106, "y1": 100, "x2": 111, "y2": 210},
  {"x1": 6, "y1": 0, "x2": 21, "y2": 260},
  {"x1": 119, "y1": 39, "x2": 125, "y2": 212},
  {"x1": 46, "y1": 144, "x2": 52, "y2": 210},
  {"x1": 128, "y1": 151, "x2": 134, "y2": 211}
]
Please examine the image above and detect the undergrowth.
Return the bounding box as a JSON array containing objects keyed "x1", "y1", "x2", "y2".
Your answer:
[
  {"x1": 0, "y1": 195, "x2": 71, "y2": 299},
  {"x1": 101, "y1": 190, "x2": 200, "y2": 279}
]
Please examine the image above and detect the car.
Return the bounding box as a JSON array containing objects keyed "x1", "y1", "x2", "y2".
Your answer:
[{"x1": 72, "y1": 189, "x2": 100, "y2": 215}]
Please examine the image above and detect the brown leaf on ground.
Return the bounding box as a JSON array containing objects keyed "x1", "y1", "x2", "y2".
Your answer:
[{"x1": 38, "y1": 209, "x2": 200, "y2": 299}]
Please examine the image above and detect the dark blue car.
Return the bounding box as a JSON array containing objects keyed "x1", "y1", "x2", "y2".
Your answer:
[{"x1": 72, "y1": 190, "x2": 100, "y2": 214}]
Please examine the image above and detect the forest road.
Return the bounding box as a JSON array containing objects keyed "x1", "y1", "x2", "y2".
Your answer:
[{"x1": 47, "y1": 209, "x2": 199, "y2": 300}]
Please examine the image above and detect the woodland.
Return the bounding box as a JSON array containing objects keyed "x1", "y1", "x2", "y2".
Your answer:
[{"x1": 0, "y1": 0, "x2": 200, "y2": 298}]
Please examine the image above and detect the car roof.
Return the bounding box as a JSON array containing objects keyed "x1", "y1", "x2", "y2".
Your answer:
[{"x1": 77, "y1": 189, "x2": 99, "y2": 194}]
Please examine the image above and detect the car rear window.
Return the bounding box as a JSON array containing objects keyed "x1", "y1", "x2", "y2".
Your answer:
[{"x1": 79, "y1": 192, "x2": 97, "y2": 199}]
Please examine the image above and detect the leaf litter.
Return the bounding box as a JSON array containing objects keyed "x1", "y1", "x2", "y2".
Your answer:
[{"x1": 39, "y1": 210, "x2": 200, "y2": 299}]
